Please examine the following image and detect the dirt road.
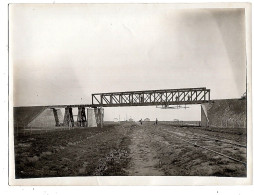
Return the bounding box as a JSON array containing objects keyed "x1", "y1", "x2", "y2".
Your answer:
[{"x1": 127, "y1": 125, "x2": 164, "y2": 175}]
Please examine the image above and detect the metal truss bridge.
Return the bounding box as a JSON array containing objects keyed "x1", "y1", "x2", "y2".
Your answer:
[{"x1": 92, "y1": 87, "x2": 210, "y2": 107}]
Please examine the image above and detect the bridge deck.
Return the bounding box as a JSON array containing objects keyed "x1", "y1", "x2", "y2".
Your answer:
[{"x1": 14, "y1": 87, "x2": 211, "y2": 108}]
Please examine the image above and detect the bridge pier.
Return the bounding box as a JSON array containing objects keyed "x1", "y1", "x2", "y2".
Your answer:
[
  {"x1": 63, "y1": 107, "x2": 74, "y2": 127},
  {"x1": 52, "y1": 108, "x2": 60, "y2": 126},
  {"x1": 87, "y1": 107, "x2": 104, "y2": 128},
  {"x1": 201, "y1": 103, "x2": 209, "y2": 127},
  {"x1": 77, "y1": 106, "x2": 87, "y2": 127}
]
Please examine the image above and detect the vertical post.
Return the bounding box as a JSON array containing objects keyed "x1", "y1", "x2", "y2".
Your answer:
[
  {"x1": 82, "y1": 107, "x2": 87, "y2": 127},
  {"x1": 63, "y1": 107, "x2": 69, "y2": 126},
  {"x1": 69, "y1": 107, "x2": 74, "y2": 127},
  {"x1": 100, "y1": 109, "x2": 102, "y2": 128},
  {"x1": 165, "y1": 92, "x2": 168, "y2": 106},
  {"x1": 86, "y1": 107, "x2": 89, "y2": 127},
  {"x1": 77, "y1": 106, "x2": 81, "y2": 127},
  {"x1": 52, "y1": 108, "x2": 60, "y2": 127}
]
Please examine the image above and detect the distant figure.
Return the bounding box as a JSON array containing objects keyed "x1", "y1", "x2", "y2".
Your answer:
[
  {"x1": 139, "y1": 119, "x2": 143, "y2": 125},
  {"x1": 155, "y1": 118, "x2": 158, "y2": 125}
]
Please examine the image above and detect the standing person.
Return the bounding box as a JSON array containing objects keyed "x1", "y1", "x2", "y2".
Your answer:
[
  {"x1": 139, "y1": 118, "x2": 143, "y2": 125},
  {"x1": 156, "y1": 118, "x2": 158, "y2": 125}
]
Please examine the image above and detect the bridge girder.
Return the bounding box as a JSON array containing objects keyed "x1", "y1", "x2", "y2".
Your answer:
[{"x1": 92, "y1": 87, "x2": 210, "y2": 107}]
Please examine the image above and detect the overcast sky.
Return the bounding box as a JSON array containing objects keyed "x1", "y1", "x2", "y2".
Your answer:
[{"x1": 10, "y1": 4, "x2": 246, "y2": 121}]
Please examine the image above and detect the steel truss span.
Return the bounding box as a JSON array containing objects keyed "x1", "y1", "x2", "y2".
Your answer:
[{"x1": 92, "y1": 87, "x2": 211, "y2": 107}]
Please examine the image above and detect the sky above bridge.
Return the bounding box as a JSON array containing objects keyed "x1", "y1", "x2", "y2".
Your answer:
[{"x1": 10, "y1": 4, "x2": 247, "y2": 121}]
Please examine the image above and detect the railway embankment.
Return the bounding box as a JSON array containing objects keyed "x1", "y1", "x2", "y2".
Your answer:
[{"x1": 201, "y1": 98, "x2": 246, "y2": 128}]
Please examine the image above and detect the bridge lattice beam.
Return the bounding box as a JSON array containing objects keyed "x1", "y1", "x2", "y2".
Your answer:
[{"x1": 92, "y1": 87, "x2": 210, "y2": 107}]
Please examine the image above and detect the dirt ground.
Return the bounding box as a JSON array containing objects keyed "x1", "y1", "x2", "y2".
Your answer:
[{"x1": 14, "y1": 122, "x2": 247, "y2": 178}]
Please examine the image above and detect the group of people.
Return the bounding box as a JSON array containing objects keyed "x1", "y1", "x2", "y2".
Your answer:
[{"x1": 139, "y1": 118, "x2": 158, "y2": 125}]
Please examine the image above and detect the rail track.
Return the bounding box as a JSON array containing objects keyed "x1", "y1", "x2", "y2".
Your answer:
[
  {"x1": 158, "y1": 127, "x2": 247, "y2": 166},
  {"x1": 168, "y1": 130, "x2": 247, "y2": 148}
]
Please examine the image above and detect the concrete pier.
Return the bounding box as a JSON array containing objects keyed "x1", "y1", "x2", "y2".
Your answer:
[
  {"x1": 87, "y1": 108, "x2": 104, "y2": 127},
  {"x1": 201, "y1": 104, "x2": 209, "y2": 127}
]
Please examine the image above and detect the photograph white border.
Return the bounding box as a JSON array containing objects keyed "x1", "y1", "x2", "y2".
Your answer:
[{"x1": 6, "y1": 2, "x2": 252, "y2": 186}]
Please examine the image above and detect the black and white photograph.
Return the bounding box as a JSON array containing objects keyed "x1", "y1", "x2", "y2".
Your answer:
[{"x1": 8, "y1": 3, "x2": 252, "y2": 185}]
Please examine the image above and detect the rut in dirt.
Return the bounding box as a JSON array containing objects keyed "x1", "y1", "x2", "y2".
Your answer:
[{"x1": 127, "y1": 125, "x2": 164, "y2": 176}]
